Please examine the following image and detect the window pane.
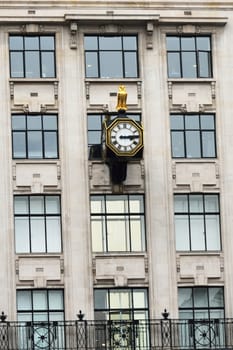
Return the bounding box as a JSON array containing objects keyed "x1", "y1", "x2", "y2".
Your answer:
[
  {"x1": 123, "y1": 36, "x2": 137, "y2": 50},
  {"x1": 94, "y1": 290, "x2": 108, "y2": 309},
  {"x1": 185, "y1": 115, "x2": 199, "y2": 129},
  {"x1": 206, "y1": 215, "x2": 221, "y2": 250},
  {"x1": 85, "y1": 52, "x2": 98, "y2": 77},
  {"x1": 202, "y1": 131, "x2": 216, "y2": 157},
  {"x1": 171, "y1": 115, "x2": 184, "y2": 129},
  {"x1": 124, "y1": 52, "x2": 138, "y2": 77},
  {"x1": 25, "y1": 51, "x2": 40, "y2": 78},
  {"x1": 13, "y1": 132, "x2": 26, "y2": 158},
  {"x1": 110, "y1": 290, "x2": 131, "y2": 309},
  {"x1": 12, "y1": 115, "x2": 26, "y2": 130},
  {"x1": 205, "y1": 195, "x2": 219, "y2": 212},
  {"x1": 88, "y1": 115, "x2": 102, "y2": 130},
  {"x1": 106, "y1": 196, "x2": 127, "y2": 213},
  {"x1": 190, "y1": 215, "x2": 205, "y2": 250},
  {"x1": 91, "y1": 196, "x2": 104, "y2": 213},
  {"x1": 130, "y1": 217, "x2": 145, "y2": 251},
  {"x1": 31, "y1": 217, "x2": 46, "y2": 252},
  {"x1": 174, "y1": 195, "x2": 188, "y2": 212},
  {"x1": 46, "y1": 217, "x2": 61, "y2": 252},
  {"x1": 107, "y1": 217, "x2": 128, "y2": 251},
  {"x1": 84, "y1": 36, "x2": 98, "y2": 50},
  {"x1": 25, "y1": 36, "x2": 39, "y2": 50},
  {"x1": 48, "y1": 290, "x2": 63, "y2": 310},
  {"x1": 41, "y1": 52, "x2": 55, "y2": 77},
  {"x1": 196, "y1": 37, "x2": 210, "y2": 50},
  {"x1": 133, "y1": 290, "x2": 148, "y2": 308},
  {"x1": 30, "y1": 196, "x2": 44, "y2": 214},
  {"x1": 44, "y1": 132, "x2": 58, "y2": 158},
  {"x1": 17, "y1": 291, "x2": 32, "y2": 310},
  {"x1": 175, "y1": 215, "x2": 189, "y2": 250},
  {"x1": 10, "y1": 52, "x2": 24, "y2": 77},
  {"x1": 43, "y1": 115, "x2": 57, "y2": 129},
  {"x1": 91, "y1": 219, "x2": 105, "y2": 252},
  {"x1": 15, "y1": 217, "x2": 30, "y2": 253},
  {"x1": 171, "y1": 131, "x2": 185, "y2": 157},
  {"x1": 46, "y1": 196, "x2": 60, "y2": 214},
  {"x1": 129, "y1": 196, "x2": 144, "y2": 213},
  {"x1": 14, "y1": 197, "x2": 29, "y2": 214},
  {"x1": 28, "y1": 131, "x2": 43, "y2": 158},
  {"x1": 40, "y1": 36, "x2": 54, "y2": 50},
  {"x1": 33, "y1": 290, "x2": 47, "y2": 310},
  {"x1": 9, "y1": 36, "x2": 23, "y2": 50},
  {"x1": 181, "y1": 37, "x2": 195, "y2": 50},
  {"x1": 209, "y1": 287, "x2": 224, "y2": 307},
  {"x1": 179, "y1": 288, "x2": 193, "y2": 308},
  {"x1": 193, "y1": 288, "x2": 208, "y2": 307},
  {"x1": 88, "y1": 131, "x2": 101, "y2": 145},
  {"x1": 200, "y1": 115, "x2": 215, "y2": 129},
  {"x1": 182, "y1": 52, "x2": 197, "y2": 78},
  {"x1": 28, "y1": 115, "x2": 42, "y2": 129},
  {"x1": 167, "y1": 52, "x2": 181, "y2": 78},
  {"x1": 99, "y1": 52, "x2": 123, "y2": 78},
  {"x1": 199, "y1": 51, "x2": 211, "y2": 77},
  {"x1": 166, "y1": 36, "x2": 180, "y2": 50},
  {"x1": 99, "y1": 36, "x2": 122, "y2": 50},
  {"x1": 189, "y1": 195, "x2": 203, "y2": 213},
  {"x1": 186, "y1": 131, "x2": 201, "y2": 157}
]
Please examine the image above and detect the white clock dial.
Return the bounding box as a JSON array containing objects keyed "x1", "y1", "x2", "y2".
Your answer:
[{"x1": 110, "y1": 122, "x2": 140, "y2": 151}]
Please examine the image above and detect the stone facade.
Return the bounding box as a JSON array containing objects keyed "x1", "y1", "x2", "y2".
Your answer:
[{"x1": 0, "y1": 0, "x2": 232, "y2": 322}]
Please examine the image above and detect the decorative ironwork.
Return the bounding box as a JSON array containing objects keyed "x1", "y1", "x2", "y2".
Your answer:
[{"x1": 108, "y1": 320, "x2": 138, "y2": 349}]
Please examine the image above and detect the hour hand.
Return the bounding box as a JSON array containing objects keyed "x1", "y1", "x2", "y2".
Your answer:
[{"x1": 119, "y1": 135, "x2": 139, "y2": 140}]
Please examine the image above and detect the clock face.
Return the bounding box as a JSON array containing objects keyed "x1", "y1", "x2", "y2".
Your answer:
[{"x1": 106, "y1": 118, "x2": 143, "y2": 156}]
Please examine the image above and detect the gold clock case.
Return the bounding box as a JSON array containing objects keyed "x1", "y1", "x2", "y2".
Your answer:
[{"x1": 105, "y1": 117, "x2": 143, "y2": 157}]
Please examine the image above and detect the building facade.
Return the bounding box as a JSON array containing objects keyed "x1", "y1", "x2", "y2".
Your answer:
[{"x1": 0, "y1": 0, "x2": 233, "y2": 349}]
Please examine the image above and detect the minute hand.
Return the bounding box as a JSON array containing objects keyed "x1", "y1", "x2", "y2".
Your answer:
[{"x1": 119, "y1": 135, "x2": 139, "y2": 140}]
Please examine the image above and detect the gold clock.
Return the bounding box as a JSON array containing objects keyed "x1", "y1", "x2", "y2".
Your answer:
[{"x1": 105, "y1": 118, "x2": 143, "y2": 157}]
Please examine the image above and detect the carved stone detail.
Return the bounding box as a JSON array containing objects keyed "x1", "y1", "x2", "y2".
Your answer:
[
  {"x1": 69, "y1": 22, "x2": 78, "y2": 49},
  {"x1": 146, "y1": 22, "x2": 154, "y2": 49}
]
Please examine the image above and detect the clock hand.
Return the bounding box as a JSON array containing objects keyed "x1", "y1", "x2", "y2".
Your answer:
[{"x1": 119, "y1": 135, "x2": 139, "y2": 140}]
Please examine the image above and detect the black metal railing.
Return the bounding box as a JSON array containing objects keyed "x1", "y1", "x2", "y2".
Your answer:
[{"x1": 1, "y1": 314, "x2": 233, "y2": 349}]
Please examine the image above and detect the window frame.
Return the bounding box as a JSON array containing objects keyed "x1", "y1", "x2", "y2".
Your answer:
[
  {"x1": 9, "y1": 34, "x2": 56, "y2": 78},
  {"x1": 174, "y1": 193, "x2": 221, "y2": 252},
  {"x1": 90, "y1": 194, "x2": 146, "y2": 253},
  {"x1": 170, "y1": 113, "x2": 217, "y2": 159},
  {"x1": 166, "y1": 35, "x2": 213, "y2": 79},
  {"x1": 14, "y1": 195, "x2": 62, "y2": 254},
  {"x1": 12, "y1": 114, "x2": 59, "y2": 159},
  {"x1": 84, "y1": 35, "x2": 139, "y2": 78}
]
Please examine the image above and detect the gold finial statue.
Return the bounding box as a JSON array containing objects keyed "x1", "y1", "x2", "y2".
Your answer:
[{"x1": 116, "y1": 85, "x2": 127, "y2": 112}]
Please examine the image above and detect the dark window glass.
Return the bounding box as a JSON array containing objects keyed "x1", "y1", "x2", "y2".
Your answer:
[
  {"x1": 170, "y1": 114, "x2": 216, "y2": 158},
  {"x1": 84, "y1": 35, "x2": 138, "y2": 78},
  {"x1": 14, "y1": 195, "x2": 62, "y2": 253},
  {"x1": 91, "y1": 194, "x2": 146, "y2": 252},
  {"x1": 174, "y1": 194, "x2": 221, "y2": 251},
  {"x1": 166, "y1": 35, "x2": 212, "y2": 78},
  {"x1": 9, "y1": 35, "x2": 56, "y2": 78},
  {"x1": 12, "y1": 114, "x2": 58, "y2": 159}
]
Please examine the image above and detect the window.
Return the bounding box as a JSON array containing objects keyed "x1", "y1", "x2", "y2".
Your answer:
[
  {"x1": 94, "y1": 288, "x2": 149, "y2": 349},
  {"x1": 91, "y1": 194, "x2": 146, "y2": 252},
  {"x1": 178, "y1": 287, "x2": 224, "y2": 348},
  {"x1": 166, "y1": 35, "x2": 212, "y2": 78},
  {"x1": 17, "y1": 289, "x2": 64, "y2": 349},
  {"x1": 88, "y1": 114, "x2": 141, "y2": 159},
  {"x1": 9, "y1": 35, "x2": 56, "y2": 78},
  {"x1": 174, "y1": 194, "x2": 221, "y2": 251},
  {"x1": 14, "y1": 195, "x2": 62, "y2": 253},
  {"x1": 12, "y1": 114, "x2": 58, "y2": 159},
  {"x1": 170, "y1": 114, "x2": 216, "y2": 158},
  {"x1": 84, "y1": 35, "x2": 138, "y2": 78}
]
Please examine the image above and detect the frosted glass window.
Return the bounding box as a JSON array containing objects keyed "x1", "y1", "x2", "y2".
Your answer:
[{"x1": 91, "y1": 195, "x2": 145, "y2": 252}]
